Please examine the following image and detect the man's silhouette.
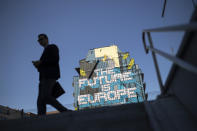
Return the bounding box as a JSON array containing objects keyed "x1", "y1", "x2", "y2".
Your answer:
[{"x1": 32, "y1": 34, "x2": 69, "y2": 115}]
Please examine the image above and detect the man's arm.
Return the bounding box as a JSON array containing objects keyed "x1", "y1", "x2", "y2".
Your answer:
[{"x1": 32, "y1": 60, "x2": 41, "y2": 68}]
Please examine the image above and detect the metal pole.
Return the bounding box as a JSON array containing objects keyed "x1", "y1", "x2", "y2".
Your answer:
[
  {"x1": 147, "y1": 32, "x2": 165, "y2": 94},
  {"x1": 146, "y1": 45, "x2": 197, "y2": 74},
  {"x1": 162, "y1": 0, "x2": 167, "y2": 17}
]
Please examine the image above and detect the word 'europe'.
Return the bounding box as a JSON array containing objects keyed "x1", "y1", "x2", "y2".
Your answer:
[{"x1": 78, "y1": 88, "x2": 137, "y2": 105}]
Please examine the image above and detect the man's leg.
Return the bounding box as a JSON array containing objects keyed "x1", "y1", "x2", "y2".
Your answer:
[
  {"x1": 44, "y1": 79, "x2": 68, "y2": 112},
  {"x1": 37, "y1": 81, "x2": 47, "y2": 115}
]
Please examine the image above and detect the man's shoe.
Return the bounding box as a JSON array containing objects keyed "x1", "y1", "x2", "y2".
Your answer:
[
  {"x1": 61, "y1": 109, "x2": 73, "y2": 113},
  {"x1": 66, "y1": 109, "x2": 73, "y2": 112}
]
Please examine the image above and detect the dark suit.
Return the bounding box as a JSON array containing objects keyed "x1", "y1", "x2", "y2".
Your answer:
[
  {"x1": 37, "y1": 44, "x2": 67, "y2": 115},
  {"x1": 38, "y1": 44, "x2": 60, "y2": 80}
]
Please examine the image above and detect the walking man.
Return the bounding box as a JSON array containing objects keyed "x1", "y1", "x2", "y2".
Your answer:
[{"x1": 32, "y1": 34, "x2": 69, "y2": 115}]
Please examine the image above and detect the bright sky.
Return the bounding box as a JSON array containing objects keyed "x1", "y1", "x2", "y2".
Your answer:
[{"x1": 0, "y1": 0, "x2": 194, "y2": 113}]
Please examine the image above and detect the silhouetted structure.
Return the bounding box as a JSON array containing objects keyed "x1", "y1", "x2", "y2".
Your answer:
[
  {"x1": 0, "y1": 105, "x2": 36, "y2": 120},
  {"x1": 73, "y1": 45, "x2": 147, "y2": 110}
]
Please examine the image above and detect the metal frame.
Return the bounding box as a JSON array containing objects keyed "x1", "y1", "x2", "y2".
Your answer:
[{"x1": 142, "y1": 23, "x2": 197, "y2": 95}]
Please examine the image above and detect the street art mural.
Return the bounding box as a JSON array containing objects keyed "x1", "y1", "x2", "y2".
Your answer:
[{"x1": 73, "y1": 45, "x2": 146, "y2": 110}]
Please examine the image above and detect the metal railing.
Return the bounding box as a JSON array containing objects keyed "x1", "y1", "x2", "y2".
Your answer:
[{"x1": 142, "y1": 22, "x2": 197, "y2": 95}]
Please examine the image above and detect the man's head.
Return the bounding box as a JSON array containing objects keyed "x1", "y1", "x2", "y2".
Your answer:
[{"x1": 38, "y1": 34, "x2": 49, "y2": 48}]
